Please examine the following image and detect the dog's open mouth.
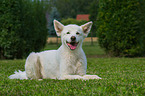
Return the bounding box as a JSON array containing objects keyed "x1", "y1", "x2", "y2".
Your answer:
[{"x1": 66, "y1": 41, "x2": 79, "y2": 50}]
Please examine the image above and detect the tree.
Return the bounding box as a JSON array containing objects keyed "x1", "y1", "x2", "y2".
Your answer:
[
  {"x1": 0, "y1": 0, "x2": 47, "y2": 59},
  {"x1": 48, "y1": 7, "x2": 60, "y2": 36},
  {"x1": 89, "y1": 0, "x2": 99, "y2": 37},
  {"x1": 96, "y1": 0, "x2": 145, "y2": 57},
  {"x1": 49, "y1": 0, "x2": 96, "y2": 19}
]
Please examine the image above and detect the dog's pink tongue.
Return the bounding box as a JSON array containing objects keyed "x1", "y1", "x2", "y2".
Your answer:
[{"x1": 67, "y1": 43, "x2": 77, "y2": 50}]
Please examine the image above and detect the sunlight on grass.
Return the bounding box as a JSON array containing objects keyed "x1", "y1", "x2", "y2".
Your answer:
[
  {"x1": 0, "y1": 58, "x2": 145, "y2": 95},
  {"x1": 0, "y1": 42, "x2": 145, "y2": 95}
]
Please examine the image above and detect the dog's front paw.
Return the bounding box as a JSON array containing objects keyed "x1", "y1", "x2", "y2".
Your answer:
[
  {"x1": 59, "y1": 75, "x2": 86, "y2": 80},
  {"x1": 83, "y1": 75, "x2": 102, "y2": 80}
]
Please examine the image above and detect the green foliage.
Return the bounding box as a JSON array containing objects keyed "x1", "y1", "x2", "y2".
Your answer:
[
  {"x1": 89, "y1": 0, "x2": 99, "y2": 22},
  {"x1": 0, "y1": 0, "x2": 47, "y2": 59},
  {"x1": 61, "y1": 18, "x2": 87, "y2": 26},
  {"x1": 96, "y1": 0, "x2": 145, "y2": 57},
  {"x1": 48, "y1": 0, "x2": 96, "y2": 18},
  {"x1": 48, "y1": 7, "x2": 60, "y2": 36},
  {"x1": 89, "y1": 0, "x2": 99, "y2": 36}
]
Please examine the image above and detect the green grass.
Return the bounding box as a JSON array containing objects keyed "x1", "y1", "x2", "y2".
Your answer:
[{"x1": 0, "y1": 43, "x2": 145, "y2": 95}]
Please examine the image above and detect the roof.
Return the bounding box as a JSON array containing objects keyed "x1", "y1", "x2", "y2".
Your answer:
[{"x1": 76, "y1": 14, "x2": 90, "y2": 21}]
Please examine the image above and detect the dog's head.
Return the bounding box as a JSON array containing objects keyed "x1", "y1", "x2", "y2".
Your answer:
[{"x1": 54, "y1": 20, "x2": 92, "y2": 50}]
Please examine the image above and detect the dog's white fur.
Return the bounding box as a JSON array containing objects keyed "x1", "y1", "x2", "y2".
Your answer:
[{"x1": 9, "y1": 20, "x2": 101, "y2": 80}]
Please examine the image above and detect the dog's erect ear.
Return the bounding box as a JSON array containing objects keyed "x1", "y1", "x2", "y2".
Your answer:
[
  {"x1": 54, "y1": 20, "x2": 64, "y2": 36},
  {"x1": 81, "y1": 21, "x2": 93, "y2": 37}
]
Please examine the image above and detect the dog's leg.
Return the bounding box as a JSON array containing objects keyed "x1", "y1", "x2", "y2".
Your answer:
[
  {"x1": 58, "y1": 58, "x2": 88, "y2": 80},
  {"x1": 25, "y1": 52, "x2": 42, "y2": 79},
  {"x1": 76, "y1": 59, "x2": 87, "y2": 76},
  {"x1": 83, "y1": 75, "x2": 102, "y2": 79},
  {"x1": 76, "y1": 59, "x2": 102, "y2": 80},
  {"x1": 58, "y1": 63, "x2": 85, "y2": 80},
  {"x1": 59, "y1": 75, "x2": 85, "y2": 80},
  {"x1": 59, "y1": 75, "x2": 101, "y2": 80}
]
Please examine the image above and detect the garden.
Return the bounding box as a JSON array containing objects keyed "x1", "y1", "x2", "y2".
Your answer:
[
  {"x1": 0, "y1": 0, "x2": 145, "y2": 95},
  {"x1": 0, "y1": 43, "x2": 145, "y2": 95}
]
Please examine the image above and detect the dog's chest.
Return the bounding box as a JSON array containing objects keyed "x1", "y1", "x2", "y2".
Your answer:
[
  {"x1": 62, "y1": 52, "x2": 83, "y2": 74},
  {"x1": 64, "y1": 52, "x2": 79, "y2": 64}
]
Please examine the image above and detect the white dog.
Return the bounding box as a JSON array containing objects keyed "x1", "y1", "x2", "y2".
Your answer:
[{"x1": 9, "y1": 20, "x2": 101, "y2": 80}]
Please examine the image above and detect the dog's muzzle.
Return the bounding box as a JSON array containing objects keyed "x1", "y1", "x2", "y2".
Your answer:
[{"x1": 66, "y1": 36, "x2": 79, "y2": 50}]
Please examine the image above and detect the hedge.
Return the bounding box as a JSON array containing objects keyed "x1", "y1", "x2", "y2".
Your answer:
[
  {"x1": 0, "y1": 0, "x2": 47, "y2": 59},
  {"x1": 96, "y1": 0, "x2": 145, "y2": 57}
]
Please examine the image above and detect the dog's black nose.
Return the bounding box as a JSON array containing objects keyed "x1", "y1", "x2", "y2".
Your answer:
[{"x1": 71, "y1": 36, "x2": 76, "y2": 41}]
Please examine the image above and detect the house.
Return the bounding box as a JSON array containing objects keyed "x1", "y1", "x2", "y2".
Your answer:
[{"x1": 76, "y1": 14, "x2": 90, "y2": 21}]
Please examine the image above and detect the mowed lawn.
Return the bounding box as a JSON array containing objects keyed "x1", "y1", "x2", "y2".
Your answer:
[{"x1": 0, "y1": 43, "x2": 145, "y2": 95}]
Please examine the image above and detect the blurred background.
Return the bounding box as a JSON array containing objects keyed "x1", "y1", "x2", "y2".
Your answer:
[{"x1": 0, "y1": 0, "x2": 145, "y2": 59}]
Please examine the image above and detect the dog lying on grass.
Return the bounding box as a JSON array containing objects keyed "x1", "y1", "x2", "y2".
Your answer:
[{"x1": 9, "y1": 20, "x2": 101, "y2": 80}]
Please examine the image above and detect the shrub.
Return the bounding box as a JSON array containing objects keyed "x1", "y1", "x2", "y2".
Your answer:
[
  {"x1": 89, "y1": 0, "x2": 99, "y2": 37},
  {"x1": 0, "y1": 0, "x2": 47, "y2": 59},
  {"x1": 48, "y1": 7, "x2": 60, "y2": 36},
  {"x1": 61, "y1": 18, "x2": 87, "y2": 26},
  {"x1": 96, "y1": 0, "x2": 145, "y2": 57}
]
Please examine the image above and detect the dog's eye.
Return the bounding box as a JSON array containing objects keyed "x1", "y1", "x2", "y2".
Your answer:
[
  {"x1": 66, "y1": 32, "x2": 70, "y2": 34},
  {"x1": 76, "y1": 32, "x2": 80, "y2": 35}
]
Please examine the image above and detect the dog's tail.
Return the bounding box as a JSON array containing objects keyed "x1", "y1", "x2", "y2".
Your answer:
[{"x1": 9, "y1": 70, "x2": 28, "y2": 79}]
